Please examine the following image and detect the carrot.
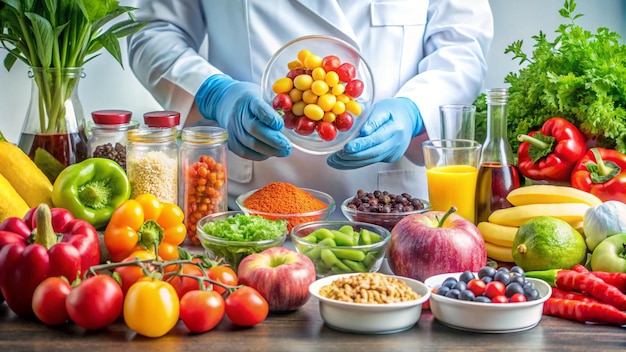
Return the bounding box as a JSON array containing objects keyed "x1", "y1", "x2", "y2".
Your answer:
[
  {"x1": 543, "y1": 298, "x2": 626, "y2": 326},
  {"x1": 550, "y1": 287, "x2": 598, "y2": 303},
  {"x1": 572, "y1": 264, "x2": 626, "y2": 292},
  {"x1": 527, "y1": 269, "x2": 626, "y2": 310}
]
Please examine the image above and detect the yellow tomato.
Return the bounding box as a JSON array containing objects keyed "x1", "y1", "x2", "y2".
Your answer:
[
  {"x1": 302, "y1": 90, "x2": 318, "y2": 104},
  {"x1": 293, "y1": 74, "x2": 313, "y2": 91},
  {"x1": 304, "y1": 54, "x2": 323, "y2": 70},
  {"x1": 332, "y1": 101, "x2": 346, "y2": 115},
  {"x1": 311, "y1": 67, "x2": 326, "y2": 81},
  {"x1": 304, "y1": 104, "x2": 324, "y2": 121},
  {"x1": 325, "y1": 71, "x2": 340, "y2": 87},
  {"x1": 317, "y1": 94, "x2": 337, "y2": 112},
  {"x1": 292, "y1": 101, "x2": 306, "y2": 116},
  {"x1": 332, "y1": 84, "x2": 346, "y2": 96},
  {"x1": 346, "y1": 100, "x2": 362, "y2": 115},
  {"x1": 124, "y1": 279, "x2": 180, "y2": 338},
  {"x1": 272, "y1": 77, "x2": 294, "y2": 94},
  {"x1": 311, "y1": 80, "x2": 329, "y2": 96},
  {"x1": 287, "y1": 60, "x2": 303, "y2": 71},
  {"x1": 297, "y1": 49, "x2": 312, "y2": 64},
  {"x1": 289, "y1": 88, "x2": 303, "y2": 103},
  {"x1": 323, "y1": 112, "x2": 337, "y2": 122}
]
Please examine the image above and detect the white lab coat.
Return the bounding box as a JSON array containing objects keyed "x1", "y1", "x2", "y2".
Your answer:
[{"x1": 128, "y1": 0, "x2": 493, "y2": 218}]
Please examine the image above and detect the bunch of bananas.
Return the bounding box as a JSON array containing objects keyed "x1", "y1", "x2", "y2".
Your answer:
[{"x1": 478, "y1": 185, "x2": 602, "y2": 262}]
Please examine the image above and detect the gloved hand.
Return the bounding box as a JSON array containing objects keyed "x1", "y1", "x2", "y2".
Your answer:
[
  {"x1": 327, "y1": 97, "x2": 423, "y2": 169},
  {"x1": 195, "y1": 74, "x2": 291, "y2": 160}
]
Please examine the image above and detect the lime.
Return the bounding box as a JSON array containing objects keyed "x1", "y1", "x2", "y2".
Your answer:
[{"x1": 512, "y1": 216, "x2": 587, "y2": 271}]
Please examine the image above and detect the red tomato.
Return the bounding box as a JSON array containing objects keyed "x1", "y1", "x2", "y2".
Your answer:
[
  {"x1": 180, "y1": 290, "x2": 225, "y2": 333},
  {"x1": 334, "y1": 112, "x2": 354, "y2": 132},
  {"x1": 208, "y1": 265, "x2": 238, "y2": 295},
  {"x1": 225, "y1": 286, "x2": 269, "y2": 327},
  {"x1": 165, "y1": 263, "x2": 206, "y2": 299},
  {"x1": 466, "y1": 279, "x2": 486, "y2": 297},
  {"x1": 272, "y1": 93, "x2": 293, "y2": 112},
  {"x1": 286, "y1": 68, "x2": 309, "y2": 81},
  {"x1": 114, "y1": 252, "x2": 155, "y2": 295},
  {"x1": 282, "y1": 110, "x2": 298, "y2": 130},
  {"x1": 294, "y1": 116, "x2": 317, "y2": 136},
  {"x1": 509, "y1": 293, "x2": 527, "y2": 303},
  {"x1": 32, "y1": 277, "x2": 72, "y2": 325},
  {"x1": 316, "y1": 121, "x2": 338, "y2": 141},
  {"x1": 322, "y1": 55, "x2": 341, "y2": 72},
  {"x1": 65, "y1": 275, "x2": 124, "y2": 330},
  {"x1": 484, "y1": 281, "x2": 506, "y2": 299},
  {"x1": 491, "y1": 295, "x2": 509, "y2": 304},
  {"x1": 336, "y1": 62, "x2": 356, "y2": 82},
  {"x1": 344, "y1": 79, "x2": 364, "y2": 98}
]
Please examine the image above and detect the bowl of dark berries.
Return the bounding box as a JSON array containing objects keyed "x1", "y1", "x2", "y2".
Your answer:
[
  {"x1": 424, "y1": 266, "x2": 552, "y2": 333},
  {"x1": 341, "y1": 190, "x2": 431, "y2": 231}
]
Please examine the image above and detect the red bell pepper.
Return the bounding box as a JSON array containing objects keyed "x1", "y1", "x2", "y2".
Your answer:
[
  {"x1": 570, "y1": 147, "x2": 626, "y2": 203},
  {"x1": 0, "y1": 204, "x2": 100, "y2": 317},
  {"x1": 517, "y1": 117, "x2": 587, "y2": 182}
]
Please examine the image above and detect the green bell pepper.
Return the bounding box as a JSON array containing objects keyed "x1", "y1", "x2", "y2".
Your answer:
[{"x1": 51, "y1": 158, "x2": 131, "y2": 229}]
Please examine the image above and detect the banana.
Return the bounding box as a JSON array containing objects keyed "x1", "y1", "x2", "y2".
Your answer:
[
  {"x1": 477, "y1": 222, "x2": 518, "y2": 247},
  {"x1": 488, "y1": 203, "x2": 589, "y2": 227},
  {"x1": 485, "y1": 241, "x2": 515, "y2": 263},
  {"x1": 506, "y1": 184, "x2": 602, "y2": 207}
]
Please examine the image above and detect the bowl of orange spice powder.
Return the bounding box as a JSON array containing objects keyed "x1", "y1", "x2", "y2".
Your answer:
[{"x1": 236, "y1": 182, "x2": 336, "y2": 232}]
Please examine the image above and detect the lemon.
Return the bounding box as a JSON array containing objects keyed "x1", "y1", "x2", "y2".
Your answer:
[{"x1": 512, "y1": 216, "x2": 587, "y2": 271}]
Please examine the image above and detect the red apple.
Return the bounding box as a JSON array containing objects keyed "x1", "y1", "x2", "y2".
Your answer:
[
  {"x1": 237, "y1": 247, "x2": 316, "y2": 312},
  {"x1": 387, "y1": 207, "x2": 486, "y2": 282}
]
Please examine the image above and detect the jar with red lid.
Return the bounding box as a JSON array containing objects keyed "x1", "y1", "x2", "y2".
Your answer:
[
  {"x1": 87, "y1": 109, "x2": 139, "y2": 170},
  {"x1": 143, "y1": 110, "x2": 181, "y2": 129}
]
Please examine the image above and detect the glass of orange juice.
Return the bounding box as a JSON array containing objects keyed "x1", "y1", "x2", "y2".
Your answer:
[{"x1": 422, "y1": 139, "x2": 482, "y2": 223}]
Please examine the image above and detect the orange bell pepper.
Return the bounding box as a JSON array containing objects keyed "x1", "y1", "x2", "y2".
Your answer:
[{"x1": 104, "y1": 194, "x2": 186, "y2": 262}]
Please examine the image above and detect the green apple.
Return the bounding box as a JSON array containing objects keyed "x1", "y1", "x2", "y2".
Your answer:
[{"x1": 590, "y1": 233, "x2": 626, "y2": 272}]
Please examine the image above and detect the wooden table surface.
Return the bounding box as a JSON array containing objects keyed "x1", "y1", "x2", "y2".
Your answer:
[{"x1": 2, "y1": 295, "x2": 625, "y2": 352}]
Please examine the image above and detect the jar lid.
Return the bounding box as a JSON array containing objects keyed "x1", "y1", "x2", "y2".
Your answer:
[
  {"x1": 92, "y1": 110, "x2": 132, "y2": 124},
  {"x1": 144, "y1": 111, "x2": 181, "y2": 128}
]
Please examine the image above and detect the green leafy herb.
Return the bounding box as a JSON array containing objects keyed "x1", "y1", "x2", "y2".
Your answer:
[
  {"x1": 475, "y1": 0, "x2": 626, "y2": 153},
  {"x1": 200, "y1": 214, "x2": 288, "y2": 269},
  {"x1": 0, "y1": 0, "x2": 145, "y2": 133}
]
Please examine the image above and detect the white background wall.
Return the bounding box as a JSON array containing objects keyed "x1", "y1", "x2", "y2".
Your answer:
[{"x1": 0, "y1": 0, "x2": 624, "y2": 143}]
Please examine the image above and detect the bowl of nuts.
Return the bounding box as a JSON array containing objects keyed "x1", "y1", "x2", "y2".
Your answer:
[
  {"x1": 341, "y1": 190, "x2": 431, "y2": 231},
  {"x1": 309, "y1": 272, "x2": 431, "y2": 334}
]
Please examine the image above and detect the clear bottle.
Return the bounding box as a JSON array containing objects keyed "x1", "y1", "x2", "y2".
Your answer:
[
  {"x1": 87, "y1": 110, "x2": 139, "y2": 170},
  {"x1": 179, "y1": 126, "x2": 228, "y2": 244},
  {"x1": 126, "y1": 127, "x2": 179, "y2": 204},
  {"x1": 475, "y1": 88, "x2": 522, "y2": 224}
]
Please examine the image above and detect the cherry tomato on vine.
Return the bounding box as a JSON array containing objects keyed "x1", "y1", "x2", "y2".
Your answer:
[
  {"x1": 164, "y1": 263, "x2": 206, "y2": 299},
  {"x1": 66, "y1": 275, "x2": 124, "y2": 330},
  {"x1": 208, "y1": 265, "x2": 238, "y2": 295},
  {"x1": 32, "y1": 277, "x2": 72, "y2": 325},
  {"x1": 180, "y1": 290, "x2": 225, "y2": 333},
  {"x1": 114, "y1": 250, "x2": 156, "y2": 295},
  {"x1": 124, "y1": 278, "x2": 180, "y2": 338},
  {"x1": 225, "y1": 286, "x2": 268, "y2": 327}
]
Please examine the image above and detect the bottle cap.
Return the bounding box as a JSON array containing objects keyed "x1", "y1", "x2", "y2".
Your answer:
[
  {"x1": 91, "y1": 110, "x2": 132, "y2": 125},
  {"x1": 144, "y1": 111, "x2": 181, "y2": 128}
]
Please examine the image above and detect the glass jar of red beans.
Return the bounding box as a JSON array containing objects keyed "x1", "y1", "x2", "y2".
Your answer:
[
  {"x1": 87, "y1": 110, "x2": 138, "y2": 170},
  {"x1": 179, "y1": 126, "x2": 228, "y2": 244}
]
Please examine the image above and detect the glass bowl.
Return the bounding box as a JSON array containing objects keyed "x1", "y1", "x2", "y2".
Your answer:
[
  {"x1": 291, "y1": 220, "x2": 391, "y2": 278},
  {"x1": 261, "y1": 35, "x2": 375, "y2": 155},
  {"x1": 196, "y1": 211, "x2": 288, "y2": 271},
  {"x1": 236, "y1": 187, "x2": 335, "y2": 232},
  {"x1": 309, "y1": 273, "x2": 431, "y2": 334},
  {"x1": 341, "y1": 196, "x2": 432, "y2": 231}
]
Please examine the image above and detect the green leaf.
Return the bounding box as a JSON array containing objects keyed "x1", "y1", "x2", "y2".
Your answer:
[
  {"x1": 94, "y1": 31, "x2": 122, "y2": 66},
  {"x1": 24, "y1": 12, "x2": 54, "y2": 67}
]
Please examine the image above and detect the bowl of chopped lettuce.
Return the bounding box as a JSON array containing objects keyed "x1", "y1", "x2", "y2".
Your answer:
[{"x1": 197, "y1": 211, "x2": 288, "y2": 272}]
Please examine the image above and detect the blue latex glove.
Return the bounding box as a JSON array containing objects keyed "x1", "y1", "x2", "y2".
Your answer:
[
  {"x1": 327, "y1": 97, "x2": 423, "y2": 169},
  {"x1": 195, "y1": 74, "x2": 291, "y2": 160}
]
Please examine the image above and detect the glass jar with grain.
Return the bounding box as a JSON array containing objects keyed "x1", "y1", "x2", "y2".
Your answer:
[
  {"x1": 126, "y1": 127, "x2": 179, "y2": 204},
  {"x1": 179, "y1": 126, "x2": 228, "y2": 244},
  {"x1": 86, "y1": 110, "x2": 138, "y2": 171}
]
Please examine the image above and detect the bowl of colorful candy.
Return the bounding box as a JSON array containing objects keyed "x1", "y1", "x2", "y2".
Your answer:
[
  {"x1": 261, "y1": 35, "x2": 375, "y2": 155},
  {"x1": 341, "y1": 190, "x2": 432, "y2": 231}
]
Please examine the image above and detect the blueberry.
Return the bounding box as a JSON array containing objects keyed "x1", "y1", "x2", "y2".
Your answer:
[
  {"x1": 442, "y1": 277, "x2": 458, "y2": 289},
  {"x1": 481, "y1": 276, "x2": 493, "y2": 284},
  {"x1": 445, "y1": 289, "x2": 461, "y2": 299},
  {"x1": 459, "y1": 270, "x2": 475, "y2": 283},
  {"x1": 524, "y1": 286, "x2": 540, "y2": 301},
  {"x1": 459, "y1": 290, "x2": 475, "y2": 301},
  {"x1": 505, "y1": 282, "x2": 524, "y2": 298},
  {"x1": 494, "y1": 270, "x2": 511, "y2": 285},
  {"x1": 474, "y1": 296, "x2": 492, "y2": 303},
  {"x1": 478, "y1": 266, "x2": 496, "y2": 279},
  {"x1": 510, "y1": 266, "x2": 525, "y2": 276},
  {"x1": 453, "y1": 281, "x2": 468, "y2": 291},
  {"x1": 437, "y1": 286, "x2": 451, "y2": 296},
  {"x1": 509, "y1": 274, "x2": 525, "y2": 286}
]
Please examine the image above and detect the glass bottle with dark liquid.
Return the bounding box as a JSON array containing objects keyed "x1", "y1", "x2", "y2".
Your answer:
[{"x1": 475, "y1": 88, "x2": 521, "y2": 223}]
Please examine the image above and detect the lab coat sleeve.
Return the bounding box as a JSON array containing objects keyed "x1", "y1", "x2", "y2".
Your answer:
[
  {"x1": 396, "y1": 0, "x2": 494, "y2": 163},
  {"x1": 127, "y1": 0, "x2": 220, "y2": 121}
]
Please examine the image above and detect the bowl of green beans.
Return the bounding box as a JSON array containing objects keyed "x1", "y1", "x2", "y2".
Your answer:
[{"x1": 290, "y1": 220, "x2": 391, "y2": 278}]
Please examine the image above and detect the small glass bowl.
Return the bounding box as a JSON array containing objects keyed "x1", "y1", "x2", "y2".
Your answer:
[
  {"x1": 236, "y1": 188, "x2": 335, "y2": 232},
  {"x1": 341, "y1": 197, "x2": 432, "y2": 231},
  {"x1": 261, "y1": 35, "x2": 375, "y2": 155},
  {"x1": 196, "y1": 211, "x2": 287, "y2": 271},
  {"x1": 291, "y1": 220, "x2": 391, "y2": 278}
]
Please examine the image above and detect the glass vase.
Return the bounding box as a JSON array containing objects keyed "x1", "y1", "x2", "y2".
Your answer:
[{"x1": 17, "y1": 67, "x2": 88, "y2": 182}]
